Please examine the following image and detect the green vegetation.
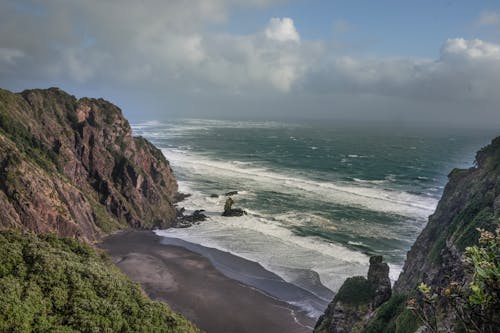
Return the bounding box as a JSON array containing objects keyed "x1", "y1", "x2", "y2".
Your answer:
[
  {"x1": 363, "y1": 294, "x2": 420, "y2": 333},
  {"x1": 335, "y1": 276, "x2": 376, "y2": 306},
  {"x1": 0, "y1": 230, "x2": 199, "y2": 333},
  {"x1": 408, "y1": 228, "x2": 500, "y2": 333},
  {"x1": 0, "y1": 101, "x2": 59, "y2": 172}
]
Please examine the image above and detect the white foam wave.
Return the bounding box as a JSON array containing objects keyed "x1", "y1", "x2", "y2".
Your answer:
[{"x1": 163, "y1": 148, "x2": 437, "y2": 219}]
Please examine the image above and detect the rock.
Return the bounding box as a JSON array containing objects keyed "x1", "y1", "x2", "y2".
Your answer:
[
  {"x1": 210, "y1": 194, "x2": 219, "y2": 198},
  {"x1": 367, "y1": 255, "x2": 392, "y2": 307},
  {"x1": 225, "y1": 191, "x2": 238, "y2": 196},
  {"x1": 173, "y1": 208, "x2": 208, "y2": 228},
  {"x1": 222, "y1": 197, "x2": 246, "y2": 217},
  {"x1": 222, "y1": 208, "x2": 246, "y2": 217},
  {"x1": 314, "y1": 255, "x2": 392, "y2": 333},
  {"x1": 173, "y1": 192, "x2": 191, "y2": 203},
  {"x1": 0, "y1": 87, "x2": 180, "y2": 241}
]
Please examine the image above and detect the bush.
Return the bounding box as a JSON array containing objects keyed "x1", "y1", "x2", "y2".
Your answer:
[{"x1": 0, "y1": 231, "x2": 199, "y2": 333}]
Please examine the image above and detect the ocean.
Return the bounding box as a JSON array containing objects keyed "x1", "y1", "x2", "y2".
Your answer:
[{"x1": 132, "y1": 119, "x2": 495, "y2": 317}]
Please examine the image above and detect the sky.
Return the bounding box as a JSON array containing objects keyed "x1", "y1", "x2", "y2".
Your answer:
[{"x1": 1, "y1": 0, "x2": 500, "y2": 127}]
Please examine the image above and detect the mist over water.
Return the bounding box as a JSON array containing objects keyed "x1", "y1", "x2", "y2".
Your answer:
[{"x1": 134, "y1": 119, "x2": 494, "y2": 316}]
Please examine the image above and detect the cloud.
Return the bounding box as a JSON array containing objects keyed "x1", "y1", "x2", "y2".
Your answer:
[
  {"x1": 0, "y1": 47, "x2": 25, "y2": 66},
  {"x1": 265, "y1": 17, "x2": 300, "y2": 43},
  {"x1": 441, "y1": 38, "x2": 500, "y2": 60},
  {"x1": 477, "y1": 10, "x2": 500, "y2": 26},
  {"x1": 0, "y1": 0, "x2": 499, "y2": 126}
]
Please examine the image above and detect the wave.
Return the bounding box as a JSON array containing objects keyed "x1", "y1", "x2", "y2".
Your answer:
[{"x1": 163, "y1": 148, "x2": 438, "y2": 219}]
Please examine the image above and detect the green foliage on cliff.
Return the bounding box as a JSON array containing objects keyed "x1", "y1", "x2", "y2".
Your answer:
[
  {"x1": 0, "y1": 104, "x2": 59, "y2": 172},
  {"x1": 0, "y1": 230, "x2": 199, "y2": 333},
  {"x1": 363, "y1": 294, "x2": 420, "y2": 333},
  {"x1": 335, "y1": 276, "x2": 376, "y2": 306}
]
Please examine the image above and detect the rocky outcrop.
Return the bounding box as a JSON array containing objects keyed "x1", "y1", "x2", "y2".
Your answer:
[
  {"x1": 316, "y1": 136, "x2": 500, "y2": 332},
  {"x1": 222, "y1": 196, "x2": 246, "y2": 216},
  {"x1": 173, "y1": 208, "x2": 208, "y2": 228},
  {"x1": 314, "y1": 256, "x2": 392, "y2": 333},
  {"x1": 0, "y1": 87, "x2": 179, "y2": 241}
]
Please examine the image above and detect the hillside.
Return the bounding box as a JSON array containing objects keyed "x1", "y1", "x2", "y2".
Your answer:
[
  {"x1": 0, "y1": 87, "x2": 198, "y2": 332},
  {"x1": 316, "y1": 136, "x2": 500, "y2": 333},
  {"x1": 0, "y1": 87, "x2": 178, "y2": 241},
  {"x1": 0, "y1": 230, "x2": 199, "y2": 332}
]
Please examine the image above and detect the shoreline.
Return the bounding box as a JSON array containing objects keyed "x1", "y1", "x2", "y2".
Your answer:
[
  {"x1": 100, "y1": 230, "x2": 316, "y2": 333},
  {"x1": 156, "y1": 235, "x2": 332, "y2": 316}
]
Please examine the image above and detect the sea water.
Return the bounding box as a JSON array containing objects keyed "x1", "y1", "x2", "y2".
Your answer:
[{"x1": 133, "y1": 119, "x2": 495, "y2": 316}]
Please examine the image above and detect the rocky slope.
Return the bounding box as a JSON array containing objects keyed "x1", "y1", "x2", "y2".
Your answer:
[
  {"x1": 0, "y1": 87, "x2": 178, "y2": 241},
  {"x1": 314, "y1": 256, "x2": 392, "y2": 333},
  {"x1": 316, "y1": 136, "x2": 500, "y2": 332}
]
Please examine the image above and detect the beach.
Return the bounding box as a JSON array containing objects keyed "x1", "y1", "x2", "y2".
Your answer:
[{"x1": 100, "y1": 230, "x2": 316, "y2": 333}]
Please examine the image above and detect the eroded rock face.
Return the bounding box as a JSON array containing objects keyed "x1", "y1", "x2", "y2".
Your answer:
[
  {"x1": 367, "y1": 256, "x2": 392, "y2": 307},
  {"x1": 314, "y1": 256, "x2": 392, "y2": 333},
  {"x1": 0, "y1": 88, "x2": 178, "y2": 241}
]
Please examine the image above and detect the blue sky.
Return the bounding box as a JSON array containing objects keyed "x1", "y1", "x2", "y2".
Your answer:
[
  {"x1": 1, "y1": 0, "x2": 500, "y2": 127},
  {"x1": 225, "y1": 0, "x2": 500, "y2": 56}
]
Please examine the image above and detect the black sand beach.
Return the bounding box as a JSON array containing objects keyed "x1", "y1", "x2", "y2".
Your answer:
[{"x1": 100, "y1": 231, "x2": 316, "y2": 333}]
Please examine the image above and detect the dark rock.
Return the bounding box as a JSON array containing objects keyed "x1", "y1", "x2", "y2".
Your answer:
[
  {"x1": 367, "y1": 255, "x2": 392, "y2": 307},
  {"x1": 222, "y1": 208, "x2": 246, "y2": 217},
  {"x1": 174, "y1": 192, "x2": 191, "y2": 203},
  {"x1": 173, "y1": 208, "x2": 208, "y2": 228},
  {"x1": 210, "y1": 194, "x2": 219, "y2": 198},
  {"x1": 222, "y1": 197, "x2": 246, "y2": 217},
  {"x1": 314, "y1": 255, "x2": 391, "y2": 333},
  {"x1": 225, "y1": 191, "x2": 238, "y2": 196}
]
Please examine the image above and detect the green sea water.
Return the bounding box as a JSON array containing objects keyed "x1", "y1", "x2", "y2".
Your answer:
[{"x1": 134, "y1": 119, "x2": 496, "y2": 314}]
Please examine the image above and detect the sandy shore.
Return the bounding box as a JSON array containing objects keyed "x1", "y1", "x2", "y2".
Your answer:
[{"x1": 100, "y1": 230, "x2": 316, "y2": 333}]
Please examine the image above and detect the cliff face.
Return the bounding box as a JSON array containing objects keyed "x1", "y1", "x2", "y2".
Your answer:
[
  {"x1": 314, "y1": 256, "x2": 392, "y2": 333},
  {"x1": 394, "y1": 137, "x2": 500, "y2": 294},
  {"x1": 316, "y1": 136, "x2": 500, "y2": 332},
  {"x1": 0, "y1": 88, "x2": 178, "y2": 241}
]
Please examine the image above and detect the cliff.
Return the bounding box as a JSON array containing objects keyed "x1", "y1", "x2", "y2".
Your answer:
[
  {"x1": 0, "y1": 87, "x2": 201, "y2": 332},
  {"x1": 316, "y1": 136, "x2": 500, "y2": 332},
  {"x1": 314, "y1": 256, "x2": 392, "y2": 333},
  {"x1": 0, "y1": 87, "x2": 178, "y2": 241}
]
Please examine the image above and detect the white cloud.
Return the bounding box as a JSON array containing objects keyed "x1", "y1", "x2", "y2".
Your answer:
[
  {"x1": 477, "y1": 10, "x2": 500, "y2": 26},
  {"x1": 265, "y1": 17, "x2": 300, "y2": 43},
  {"x1": 0, "y1": 0, "x2": 500, "y2": 125},
  {"x1": 441, "y1": 38, "x2": 500, "y2": 60},
  {"x1": 302, "y1": 37, "x2": 500, "y2": 104}
]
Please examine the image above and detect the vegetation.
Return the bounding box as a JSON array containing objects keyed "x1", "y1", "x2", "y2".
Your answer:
[
  {"x1": 363, "y1": 294, "x2": 420, "y2": 333},
  {"x1": 0, "y1": 230, "x2": 199, "y2": 333},
  {"x1": 335, "y1": 276, "x2": 376, "y2": 306},
  {"x1": 408, "y1": 228, "x2": 500, "y2": 333},
  {"x1": 0, "y1": 99, "x2": 59, "y2": 172}
]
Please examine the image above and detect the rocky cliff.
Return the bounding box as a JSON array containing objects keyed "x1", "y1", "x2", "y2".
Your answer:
[
  {"x1": 315, "y1": 256, "x2": 392, "y2": 333},
  {"x1": 316, "y1": 136, "x2": 500, "y2": 332},
  {"x1": 0, "y1": 87, "x2": 178, "y2": 241}
]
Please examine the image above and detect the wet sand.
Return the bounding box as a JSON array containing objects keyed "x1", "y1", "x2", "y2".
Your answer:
[{"x1": 100, "y1": 230, "x2": 316, "y2": 333}]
